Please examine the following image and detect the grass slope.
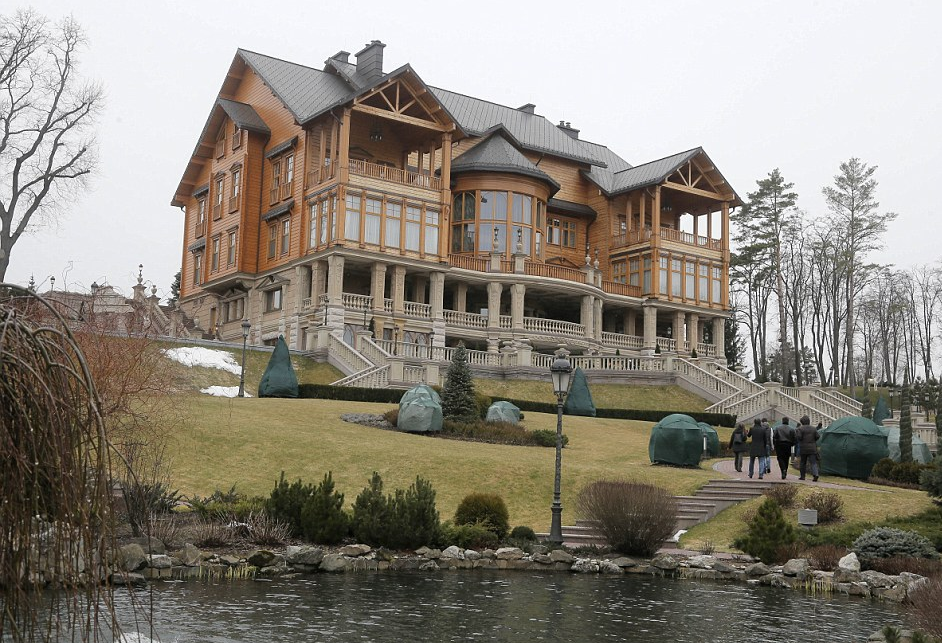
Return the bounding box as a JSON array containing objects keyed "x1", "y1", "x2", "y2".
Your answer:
[{"x1": 474, "y1": 379, "x2": 709, "y2": 412}]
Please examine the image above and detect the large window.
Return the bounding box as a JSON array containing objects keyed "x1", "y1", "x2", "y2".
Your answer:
[
  {"x1": 671, "y1": 258, "x2": 681, "y2": 297},
  {"x1": 229, "y1": 167, "x2": 241, "y2": 212},
  {"x1": 452, "y1": 190, "x2": 546, "y2": 258},
  {"x1": 425, "y1": 209, "x2": 439, "y2": 255},
  {"x1": 612, "y1": 260, "x2": 626, "y2": 284},
  {"x1": 345, "y1": 194, "x2": 361, "y2": 242},
  {"x1": 365, "y1": 197, "x2": 381, "y2": 245},
  {"x1": 227, "y1": 230, "x2": 237, "y2": 266},
  {"x1": 281, "y1": 218, "x2": 290, "y2": 255},
  {"x1": 660, "y1": 256, "x2": 669, "y2": 295},
  {"x1": 699, "y1": 264, "x2": 708, "y2": 301},
  {"x1": 560, "y1": 221, "x2": 577, "y2": 248},
  {"x1": 267, "y1": 223, "x2": 277, "y2": 259},
  {"x1": 685, "y1": 261, "x2": 695, "y2": 298},
  {"x1": 643, "y1": 257, "x2": 651, "y2": 293},
  {"x1": 192, "y1": 253, "x2": 202, "y2": 285},
  {"x1": 211, "y1": 237, "x2": 220, "y2": 272},
  {"x1": 712, "y1": 266, "x2": 722, "y2": 303},
  {"x1": 213, "y1": 176, "x2": 224, "y2": 219},
  {"x1": 196, "y1": 198, "x2": 206, "y2": 236},
  {"x1": 385, "y1": 201, "x2": 401, "y2": 248},
  {"x1": 405, "y1": 205, "x2": 421, "y2": 252},
  {"x1": 629, "y1": 258, "x2": 640, "y2": 286}
]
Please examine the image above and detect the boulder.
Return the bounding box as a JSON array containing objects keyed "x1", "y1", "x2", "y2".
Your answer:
[
  {"x1": 124, "y1": 536, "x2": 166, "y2": 555},
  {"x1": 495, "y1": 547, "x2": 525, "y2": 560},
  {"x1": 285, "y1": 546, "x2": 324, "y2": 567},
  {"x1": 861, "y1": 570, "x2": 894, "y2": 589},
  {"x1": 320, "y1": 554, "x2": 348, "y2": 573},
  {"x1": 415, "y1": 546, "x2": 440, "y2": 559},
  {"x1": 686, "y1": 555, "x2": 716, "y2": 569},
  {"x1": 418, "y1": 560, "x2": 440, "y2": 572},
  {"x1": 530, "y1": 545, "x2": 549, "y2": 555},
  {"x1": 651, "y1": 554, "x2": 678, "y2": 570},
  {"x1": 120, "y1": 543, "x2": 148, "y2": 572},
  {"x1": 782, "y1": 558, "x2": 811, "y2": 578},
  {"x1": 339, "y1": 544, "x2": 371, "y2": 557},
  {"x1": 549, "y1": 549, "x2": 575, "y2": 564},
  {"x1": 440, "y1": 546, "x2": 464, "y2": 560},
  {"x1": 146, "y1": 554, "x2": 173, "y2": 569},
  {"x1": 745, "y1": 563, "x2": 771, "y2": 577},
  {"x1": 610, "y1": 557, "x2": 637, "y2": 569},
  {"x1": 110, "y1": 572, "x2": 147, "y2": 587},
  {"x1": 218, "y1": 554, "x2": 241, "y2": 566},
  {"x1": 532, "y1": 553, "x2": 553, "y2": 564},
  {"x1": 599, "y1": 560, "x2": 624, "y2": 575},
  {"x1": 571, "y1": 559, "x2": 600, "y2": 573},
  {"x1": 464, "y1": 550, "x2": 482, "y2": 561},
  {"x1": 873, "y1": 585, "x2": 907, "y2": 602},
  {"x1": 713, "y1": 561, "x2": 736, "y2": 574},
  {"x1": 174, "y1": 543, "x2": 203, "y2": 567},
  {"x1": 833, "y1": 568, "x2": 861, "y2": 583},
  {"x1": 838, "y1": 552, "x2": 860, "y2": 572},
  {"x1": 247, "y1": 550, "x2": 279, "y2": 568}
]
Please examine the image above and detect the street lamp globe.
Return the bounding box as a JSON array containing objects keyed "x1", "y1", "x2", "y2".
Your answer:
[
  {"x1": 551, "y1": 353, "x2": 573, "y2": 397},
  {"x1": 242, "y1": 319, "x2": 251, "y2": 339}
]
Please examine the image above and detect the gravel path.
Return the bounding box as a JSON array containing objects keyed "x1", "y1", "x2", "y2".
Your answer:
[{"x1": 711, "y1": 458, "x2": 884, "y2": 491}]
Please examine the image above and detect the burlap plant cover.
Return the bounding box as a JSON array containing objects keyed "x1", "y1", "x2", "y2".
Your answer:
[{"x1": 257, "y1": 335, "x2": 299, "y2": 398}]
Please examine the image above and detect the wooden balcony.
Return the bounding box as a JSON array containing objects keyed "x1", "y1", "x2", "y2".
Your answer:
[
  {"x1": 601, "y1": 280, "x2": 642, "y2": 297},
  {"x1": 448, "y1": 254, "x2": 489, "y2": 272},
  {"x1": 349, "y1": 159, "x2": 441, "y2": 191},
  {"x1": 281, "y1": 180, "x2": 293, "y2": 200},
  {"x1": 611, "y1": 227, "x2": 722, "y2": 252},
  {"x1": 523, "y1": 261, "x2": 586, "y2": 284},
  {"x1": 269, "y1": 185, "x2": 280, "y2": 206},
  {"x1": 228, "y1": 195, "x2": 240, "y2": 212},
  {"x1": 195, "y1": 221, "x2": 206, "y2": 238},
  {"x1": 231, "y1": 130, "x2": 241, "y2": 150}
]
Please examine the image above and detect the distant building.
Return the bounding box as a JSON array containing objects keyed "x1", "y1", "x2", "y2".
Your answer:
[{"x1": 172, "y1": 41, "x2": 741, "y2": 358}]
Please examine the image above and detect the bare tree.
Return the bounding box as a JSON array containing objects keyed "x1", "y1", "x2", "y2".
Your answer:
[{"x1": 0, "y1": 9, "x2": 101, "y2": 281}]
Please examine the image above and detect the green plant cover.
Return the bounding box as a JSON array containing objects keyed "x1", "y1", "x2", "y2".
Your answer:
[
  {"x1": 398, "y1": 385, "x2": 443, "y2": 433},
  {"x1": 697, "y1": 422, "x2": 720, "y2": 457},
  {"x1": 818, "y1": 416, "x2": 890, "y2": 480},
  {"x1": 486, "y1": 401, "x2": 521, "y2": 424},
  {"x1": 257, "y1": 335, "x2": 299, "y2": 398},
  {"x1": 648, "y1": 413, "x2": 703, "y2": 467},
  {"x1": 872, "y1": 396, "x2": 890, "y2": 426},
  {"x1": 563, "y1": 367, "x2": 596, "y2": 417},
  {"x1": 884, "y1": 426, "x2": 933, "y2": 464}
]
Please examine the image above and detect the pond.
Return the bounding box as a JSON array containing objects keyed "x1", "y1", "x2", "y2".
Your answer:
[{"x1": 114, "y1": 571, "x2": 909, "y2": 643}]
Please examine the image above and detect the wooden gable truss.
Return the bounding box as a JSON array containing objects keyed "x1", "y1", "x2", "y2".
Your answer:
[
  {"x1": 663, "y1": 156, "x2": 735, "y2": 202},
  {"x1": 353, "y1": 75, "x2": 453, "y2": 132}
]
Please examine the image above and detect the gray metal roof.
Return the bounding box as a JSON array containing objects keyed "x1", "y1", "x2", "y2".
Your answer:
[
  {"x1": 217, "y1": 99, "x2": 270, "y2": 134},
  {"x1": 262, "y1": 199, "x2": 294, "y2": 221},
  {"x1": 265, "y1": 136, "x2": 298, "y2": 159},
  {"x1": 604, "y1": 148, "x2": 702, "y2": 196},
  {"x1": 451, "y1": 130, "x2": 561, "y2": 193},
  {"x1": 547, "y1": 198, "x2": 596, "y2": 218},
  {"x1": 187, "y1": 238, "x2": 206, "y2": 252}
]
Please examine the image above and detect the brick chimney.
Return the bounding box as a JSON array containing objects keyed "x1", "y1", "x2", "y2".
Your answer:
[
  {"x1": 329, "y1": 50, "x2": 350, "y2": 64},
  {"x1": 557, "y1": 120, "x2": 580, "y2": 139},
  {"x1": 355, "y1": 40, "x2": 386, "y2": 82},
  {"x1": 517, "y1": 103, "x2": 536, "y2": 114}
]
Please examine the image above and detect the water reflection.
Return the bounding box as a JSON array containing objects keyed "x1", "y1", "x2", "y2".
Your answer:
[{"x1": 117, "y1": 572, "x2": 908, "y2": 643}]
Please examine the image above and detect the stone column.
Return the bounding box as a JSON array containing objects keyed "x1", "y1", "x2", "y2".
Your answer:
[
  {"x1": 687, "y1": 313, "x2": 699, "y2": 351},
  {"x1": 642, "y1": 305, "x2": 657, "y2": 350},
  {"x1": 325, "y1": 254, "x2": 346, "y2": 336},
  {"x1": 413, "y1": 274, "x2": 428, "y2": 304},
  {"x1": 673, "y1": 311, "x2": 685, "y2": 350},
  {"x1": 626, "y1": 309, "x2": 637, "y2": 337},
  {"x1": 510, "y1": 283, "x2": 526, "y2": 330},
  {"x1": 593, "y1": 298, "x2": 603, "y2": 340},
  {"x1": 370, "y1": 262, "x2": 387, "y2": 313},
  {"x1": 311, "y1": 260, "x2": 327, "y2": 301},
  {"x1": 486, "y1": 282, "x2": 502, "y2": 329},
  {"x1": 430, "y1": 271, "x2": 446, "y2": 348},
  {"x1": 392, "y1": 265, "x2": 406, "y2": 315},
  {"x1": 454, "y1": 282, "x2": 468, "y2": 313},
  {"x1": 713, "y1": 316, "x2": 726, "y2": 360},
  {"x1": 580, "y1": 295, "x2": 594, "y2": 333}
]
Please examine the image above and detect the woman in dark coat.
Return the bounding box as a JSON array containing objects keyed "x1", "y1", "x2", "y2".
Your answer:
[
  {"x1": 747, "y1": 418, "x2": 770, "y2": 479},
  {"x1": 729, "y1": 423, "x2": 748, "y2": 472}
]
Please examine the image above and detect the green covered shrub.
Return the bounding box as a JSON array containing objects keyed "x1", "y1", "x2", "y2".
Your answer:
[
  {"x1": 736, "y1": 497, "x2": 797, "y2": 564},
  {"x1": 454, "y1": 493, "x2": 510, "y2": 539},
  {"x1": 510, "y1": 525, "x2": 536, "y2": 541},
  {"x1": 803, "y1": 490, "x2": 845, "y2": 524},
  {"x1": 299, "y1": 472, "x2": 348, "y2": 545},
  {"x1": 439, "y1": 521, "x2": 500, "y2": 550},
  {"x1": 576, "y1": 480, "x2": 677, "y2": 557},
  {"x1": 852, "y1": 527, "x2": 940, "y2": 561},
  {"x1": 265, "y1": 472, "x2": 315, "y2": 536}
]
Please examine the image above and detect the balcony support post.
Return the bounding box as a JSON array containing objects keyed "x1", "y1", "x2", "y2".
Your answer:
[
  {"x1": 593, "y1": 298, "x2": 603, "y2": 341},
  {"x1": 686, "y1": 313, "x2": 699, "y2": 352},
  {"x1": 486, "y1": 282, "x2": 502, "y2": 330},
  {"x1": 713, "y1": 316, "x2": 727, "y2": 364},
  {"x1": 392, "y1": 265, "x2": 406, "y2": 315},
  {"x1": 454, "y1": 282, "x2": 468, "y2": 313},
  {"x1": 673, "y1": 311, "x2": 685, "y2": 351},
  {"x1": 430, "y1": 271, "x2": 446, "y2": 349},
  {"x1": 325, "y1": 253, "x2": 346, "y2": 336},
  {"x1": 370, "y1": 262, "x2": 387, "y2": 314},
  {"x1": 511, "y1": 283, "x2": 526, "y2": 331},
  {"x1": 642, "y1": 304, "x2": 657, "y2": 351}
]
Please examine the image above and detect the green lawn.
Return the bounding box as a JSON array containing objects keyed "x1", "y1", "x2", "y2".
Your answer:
[{"x1": 474, "y1": 379, "x2": 709, "y2": 412}]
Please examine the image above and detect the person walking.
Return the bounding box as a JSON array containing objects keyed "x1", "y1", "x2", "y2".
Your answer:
[
  {"x1": 761, "y1": 417, "x2": 772, "y2": 474},
  {"x1": 796, "y1": 415, "x2": 820, "y2": 482},
  {"x1": 729, "y1": 423, "x2": 748, "y2": 472},
  {"x1": 747, "y1": 418, "x2": 770, "y2": 479},
  {"x1": 772, "y1": 416, "x2": 797, "y2": 480}
]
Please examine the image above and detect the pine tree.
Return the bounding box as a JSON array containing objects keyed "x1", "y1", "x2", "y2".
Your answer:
[
  {"x1": 740, "y1": 497, "x2": 796, "y2": 564},
  {"x1": 860, "y1": 385, "x2": 873, "y2": 420},
  {"x1": 441, "y1": 342, "x2": 477, "y2": 423},
  {"x1": 724, "y1": 311, "x2": 749, "y2": 374},
  {"x1": 935, "y1": 384, "x2": 942, "y2": 448},
  {"x1": 900, "y1": 380, "x2": 913, "y2": 463}
]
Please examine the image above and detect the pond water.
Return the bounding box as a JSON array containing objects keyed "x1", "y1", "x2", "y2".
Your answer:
[{"x1": 114, "y1": 571, "x2": 909, "y2": 643}]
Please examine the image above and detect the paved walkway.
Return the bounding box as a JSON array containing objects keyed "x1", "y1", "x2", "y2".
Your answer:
[{"x1": 711, "y1": 458, "x2": 880, "y2": 491}]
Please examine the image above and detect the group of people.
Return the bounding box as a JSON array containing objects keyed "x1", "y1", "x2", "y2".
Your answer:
[{"x1": 728, "y1": 415, "x2": 822, "y2": 481}]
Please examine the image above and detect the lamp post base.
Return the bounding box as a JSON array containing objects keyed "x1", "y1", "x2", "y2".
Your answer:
[{"x1": 548, "y1": 503, "x2": 563, "y2": 545}]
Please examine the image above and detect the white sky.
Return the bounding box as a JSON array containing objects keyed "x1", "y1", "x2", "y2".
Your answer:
[{"x1": 7, "y1": 0, "x2": 941, "y2": 299}]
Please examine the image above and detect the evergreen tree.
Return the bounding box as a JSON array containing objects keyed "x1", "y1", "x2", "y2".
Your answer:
[
  {"x1": 740, "y1": 497, "x2": 796, "y2": 564},
  {"x1": 441, "y1": 342, "x2": 477, "y2": 423},
  {"x1": 169, "y1": 270, "x2": 181, "y2": 306},
  {"x1": 860, "y1": 384, "x2": 873, "y2": 420},
  {"x1": 900, "y1": 380, "x2": 913, "y2": 463},
  {"x1": 936, "y1": 384, "x2": 942, "y2": 448},
  {"x1": 724, "y1": 313, "x2": 748, "y2": 373}
]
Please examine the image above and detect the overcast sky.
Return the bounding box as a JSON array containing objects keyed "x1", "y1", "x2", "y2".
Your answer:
[{"x1": 7, "y1": 0, "x2": 941, "y2": 300}]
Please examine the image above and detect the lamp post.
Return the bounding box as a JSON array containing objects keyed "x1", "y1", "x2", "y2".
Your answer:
[
  {"x1": 548, "y1": 348, "x2": 573, "y2": 545},
  {"x1": 238, "y1": 320, "x2": 251, "y2": 398}
]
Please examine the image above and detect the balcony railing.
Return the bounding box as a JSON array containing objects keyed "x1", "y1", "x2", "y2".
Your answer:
[
  {"x1": 448, "y1": 254, "x2": 489, "y2": 272},
  {"x1": 404, "y1": 301, "x2": 431, "y2": 317},
  {"x1": 611, "y1": 228, "x2": 653, "y2": 248},
  {"x1": 349, "y1": 159, "x2": 442, "y2": 191},
  {"x1": 499, "y1": 315, "x2": 512, "y2": 330},
  {"x1": 212, "y1": 202, "x2": 222, "y2": 220},
  {"x1": 269, "y1": 185, "x2": 280, "y2": 206},
  {"x1": 231, "y1": 130, "x2": 241, "y2": 150},
  {"x1": 228, "y1": 195, "x2": 240, "y2": 212},
  {"x1": 281, "y1": 181, "x2": 293, "y2": 200},
  {"x1": 195, "y1": 221, "x2": 206, "y2": 238},
  {"x1": 601, "y1": 281, "x2": 642, "y2": 297},
  {"x1": 523, "y1": 317, "x2": 585, "y2": 338},
  {"x1": 661, "y1": 227, "x2": 722, "y2": 251},
  {"x1": 524, "y1": 261, "x2": 586, "y2": 284},
  {"x1": 342, "y1": 293, "x2": 372, "y2": 310},
  {"x1": 601, "y1": 331, "x2": 644, "y2": 349},
  {"x1": 443, "y1": 310, "x2": 487, "y2": 328},
  {"x1": 656, "y1": 337, "x2": 676, "y2": 351},
  {"x1": 214, "y1": 139, "x2": 225, "y2": 158}
]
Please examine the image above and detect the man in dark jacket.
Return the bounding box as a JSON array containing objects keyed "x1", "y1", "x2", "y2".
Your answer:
[
  {"x1": 747, "y1": 418, "x2": 770, "y2": 479},
  {"x1": 772, "y1": 417, "x2": 797, "y2": 480},
  {"x1": 796, "y1": 415, "x2": 820, "y2": 481},
  {"x1": 729, "y1": 423, "x2": 748, "y2": 472}
]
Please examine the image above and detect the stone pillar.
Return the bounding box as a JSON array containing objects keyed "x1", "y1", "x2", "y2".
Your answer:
[
  {"x1": 454, "y1": 282, "x2": 468, "y2": 313},
  {"x1": 593, "y1": 298, "x2": 603, "y2": 340},
  {"x1": 626, "y1": 309, "x2": 637, "y2": 337},
  {"x1": 486, "y1": 282, "x2": 502, "y2": 329},
  {"x1": 392, "y1": 265, "x2": 406, "y2": 315},
  {"x1": 430, "y1": 271, "x2": 446, "y2": 348},
  {"x1": 413, "y1": 274, "x2": 428, "y2": 304},
  {"x1": 370, "y1": 262, "x2": 387, "y2": 313},
  {"x1": 580, "y1": 295, "x2": 594, "y2": 332},
  {"x1": 311, "y1": 260, "x2": 327, "y2": 301},
  {"x1": 713, "y1": 316, "x2": 726, "y2": 360},
  {"x1": 687, "y1": 313, "x2": 699, "y2": 351},
  {"x1": 325, "y1": 254, "x2": 346, "y2": 336},
  {"x1": 673, "y1": 311, "x2": 685, "y2": 350},
  {"x1": 510, "y1": 283, "x2": 526, "y2": 330},
  {"x1": 643, "y1": 305, "x2": 657, "y2": 350}
]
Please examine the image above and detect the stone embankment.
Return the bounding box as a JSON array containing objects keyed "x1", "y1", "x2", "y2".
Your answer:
[{"x1": 114, "y1": 538, "x2": 927, "y2": 604}]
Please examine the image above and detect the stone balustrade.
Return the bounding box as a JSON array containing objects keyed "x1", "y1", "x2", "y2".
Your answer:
[
  {"x1": 600, "y1": 331, "x2": 644, "y2": 349},
  {"x1": 523, "y1": 317, "x2": 585, "y2": 338},
  {"x1": 403, "y1": 301, "x2": 431, "y2": 317},
  {"x1": 443, "y1": 309, "x2": 487, "y2": 328},
  {"x1": 342, "y1": 293, "x2": 372, "y2": 310}
]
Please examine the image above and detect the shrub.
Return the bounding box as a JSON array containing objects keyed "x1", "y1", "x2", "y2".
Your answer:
[
  {"x1": 531, "y1": 429, "x2": 569, "y2": 448},
  {"x1": 921, "y1": 460, "x2": 942, "y2": 499},
  {"x1": 190, "y1": 486, "x2": 266, "y2": 521},
  {"x1": 803, "y1": 490, "x2": 845, "y2": 524},
  {"x1": 763, "y1": 484, "x2": 799, "y2": 508},
  {"x1": 510, "y1": 525, "x2": 536, "y2": 541},
  {"x1": 246, "y1": 510, "x2": 292, "y2": 546},
  {"x1": 120, "y1": 481, "x2": 182, "y2": 537},
  {"x1": 383, "y1": 408, "x2": 399, "y2": 427},
  {"x1": 191, "y1": 517, "x2": 232, "y2": 548},
  {"x1": 852, "y1": 527, "x2": 940, "y2": 561},
  {"x1": 473, "y1": 392, "x2": 493, "y2": 420},
  {"x1": 866, "y1": 556, "x2": 942, "y2": 578},
  {"x1": 148, "y1": 512, "x2": 181, "y2": 549},
  {"x1": 439, "y1": 521, "x2": 500, "y2": 550},
  {"x1": 351, "y1": 472, "x2": 389, "y2": 545},
  {"x1": 736, "y1": 497, "x2": 797, "y2": 564},
  {"x1": 441, "y1": 343, "x2": 477, "y2": 423},
  {"x1": 299, "y1": 472, "x2": 349, "y2": 545},
  {"x1": 909, "y1": 578, "x2": 942, "y2": 638},
  {"x1": 870, "y1": 458, "x2": 932, "y2": 486},
  {"x1": 385, "y1": 476, "x2": 440, "y2": 549},
  {"x1": 802, "y1": 544, "x2": 846, "y2": 571},
  {"x1": 438, "y1": 419, "x2": 566, "y2": 448},
  {"x1": 576, "y1": 480, "x2": 677, "y2": 557},
  {"x1": 265, "y1": 472, "x2": 315, "y2": 536},
  {"x1": 454, "y1": 493, "x2": 510, "y2": 539}
]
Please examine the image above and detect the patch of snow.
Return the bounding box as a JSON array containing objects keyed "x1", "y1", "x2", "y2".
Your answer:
[
  {"x1": 200, "y1": 386, "x2": 250, "y2": 398},
  {"x1": 163, "y1": 346, "x2": 241, "y2": 375}
]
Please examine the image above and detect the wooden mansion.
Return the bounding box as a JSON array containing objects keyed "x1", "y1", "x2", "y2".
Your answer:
[{"x1": 172, "y1": 40, "x2": 741, "y2": 380}]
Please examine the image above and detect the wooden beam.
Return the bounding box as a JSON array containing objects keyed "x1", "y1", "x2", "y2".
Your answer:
[
  {"x1": 352, "y1": 104, "x2": 447, "y2": 131},
  {"x1": 664, "y1": 180, "x2": 733, "y2": 201}
]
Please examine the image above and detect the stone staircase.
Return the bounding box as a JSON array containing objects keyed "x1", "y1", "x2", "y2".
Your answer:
[{"x1": 541, "y1": 479, "x2": 777, "y2": 547}]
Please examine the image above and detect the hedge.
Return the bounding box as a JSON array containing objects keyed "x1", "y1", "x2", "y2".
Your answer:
[{"x1": 297, "y1": 383, "x2": 736, "y2": 427}]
